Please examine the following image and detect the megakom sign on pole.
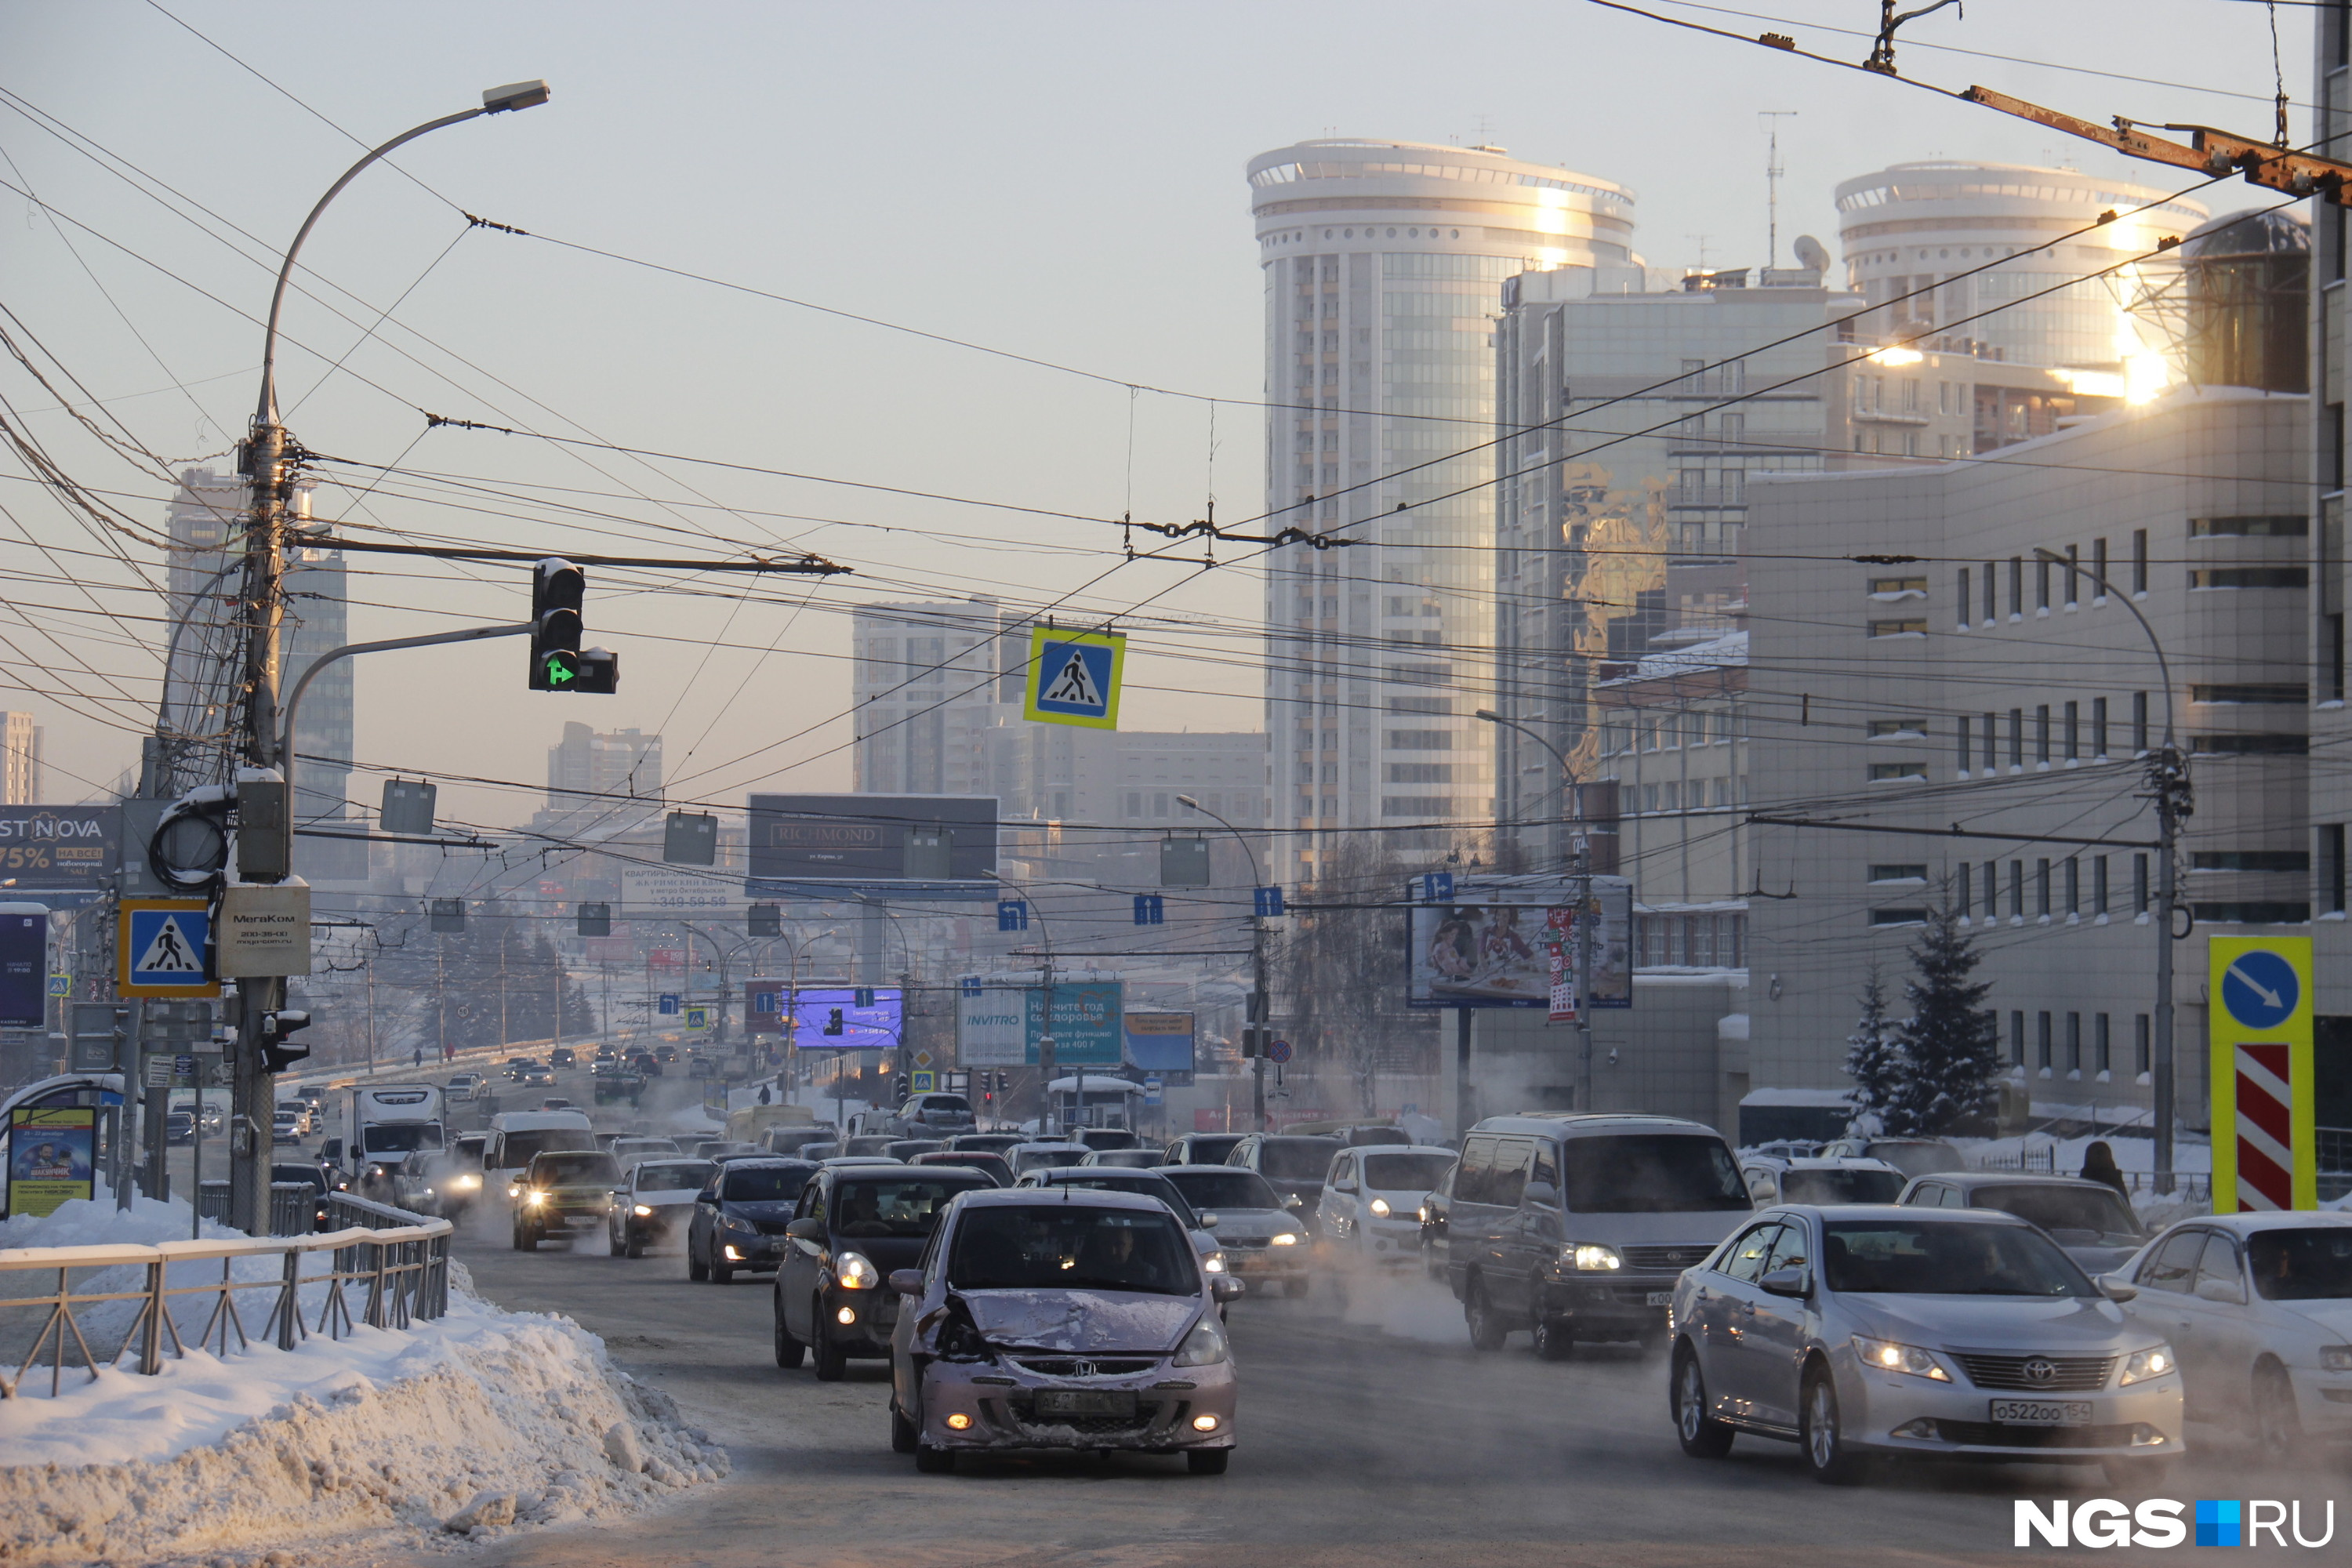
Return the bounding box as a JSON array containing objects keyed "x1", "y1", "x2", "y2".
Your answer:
[{"x1": 2209, "y1": 935, "x2": 2317, "y2": 1212}]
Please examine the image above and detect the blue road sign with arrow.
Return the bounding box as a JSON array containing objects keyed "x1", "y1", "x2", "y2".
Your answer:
[{"x1": 2220, "y1": 948, "x2": 2300, "y2": 1032}]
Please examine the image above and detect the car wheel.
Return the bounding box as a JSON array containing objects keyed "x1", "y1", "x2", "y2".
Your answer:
[
  {"x1": 514, "y1": 1224, "x2": 538, "y2": 1253},
  {"x1": 772, "y1": 1294, "x2": 806, "y2": 1369},
  {"x1": 624, "y1": 1230, "x2": 645, "y2": 1260},
  {"x1": 813, "y1": 1299, "x2": 848, "y2": 1381},
  {"x1": 913, "y1": 1441, "x2": 956, "y2": 1474},
  {"x1": 687, "y1": 1239, "x2": 709, "y2": 1283},
  {"x1": 1673, "y1": 1345, "x2": 1735, "y2": 1458},
  {"x1": 1531, "y1": 1307, "x2": 1574, "y2": 1363},
  {"x1": 1465, "y1": 1277, "x2": 1508, "y2": 1352},
  {"x1": 711, "y1": 1255, "x2": 735, "y2": 1285},
  {"x1": 1186, "y1": 1448, "x2": 1231, "y2": 1475},
  {"x1": 2254, "y1": 1360, "x2": 2302, "y2": 1457},
  {"x1": 891, "y1": 1400, "x2": 919, "y2": 1454},
  {"x1": 1801, "y1": 1366, "x2": 1866, "y2": 1485}
]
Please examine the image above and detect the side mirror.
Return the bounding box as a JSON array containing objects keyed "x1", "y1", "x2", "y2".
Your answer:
[
  {"x1": 1197, "y1": 1213, "x2": 1219, "y2": 1229},
  {"x1": 2193, "y1": 1277, "x2": 2245, "y2": 1306},
  {"x1": 1210, "y1": 1275, "x2": 1245, "y2": 1302},
  {"x1": 1523, "y1": 1180, "x2": 1559, "y2": 1209},
  {"x1": 785, "y1": 1217, "x2": 826, "y2": 1243},
  {"x1": 1283, "y1": 1192, "x2": 1303, "y2": 1209},
  {"x1": 888, "y1": 1269, "x2": 924, "y2": 1296},
  {"x1": 1758, "y1": 1266, "x2": 1809, "y2": 1298},
  {"x1": 2096, "y1": 1275, "x2": 2140, "y2": 1302}
]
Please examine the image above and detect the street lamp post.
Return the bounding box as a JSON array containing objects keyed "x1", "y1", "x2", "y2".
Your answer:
[
  {"x1": 989, "y1": 871, "x2": 1061, "y2": 1136},
  {"x1": 1178, "y1": 796, "x2": 1270, "y2": 1134},
  {"x1": 223, "y1": 80, "x2": 550, "y2": 1234},
  {"x1": 1473, "y1": 709, "x2": 1602, "y2": 1113},
  {"x1": 2034, "y1": 548, "x2": 2190, "y2": 1194}
]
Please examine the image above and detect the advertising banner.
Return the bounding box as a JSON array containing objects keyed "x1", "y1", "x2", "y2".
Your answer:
[
  {"x1": 213, "y1": 884, "x2": 310, "y2": 978},
  {"x1": 1406, "y1": 877, "x2": 1632, "y2": 1010},
  {"x1": 746, "y1": 793, "x2": 996, "y2": 900},
  {"x1": 0, "y1": 807, "x2": 115, "y2": 892},
  {"x1": 784, "y1": 986, "x2": 904, "y2": 1051},
  {"x1": 619, "y1": 866, "x2": 746, "y2": 920},
  {"x1": 8, "y1": 1106, "x2": 95, "y2": 1217},
  {"x1": 1123, "y1": 1011, "x2": 1196, "y2": 1084},
  {"x1": 957, "y1": 979, "x2": 1123, "y2": 1066},
  {"x1": 0, "y1": 907, "x2": 44, "y2": 1027}
]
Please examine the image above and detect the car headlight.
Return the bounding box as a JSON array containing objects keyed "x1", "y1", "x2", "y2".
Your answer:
[
  {"x1": 507, "y1": 1185, "x2": 522, "y2": 1199},
  {"x1": 1369, "y1": 1197, "x2": 1391, "y2": 1218},
  {"x1": 1851, "y1": 1335, "x2": 1954, "y2": 1382},
  {"x1": 1203, "y1": 1250, "x2": 1229, "y2": 1273},
  {"x1": 1171, "y1": 1316, "x2": 1231, "y2": 1367},
  {"x1": 455, "y1": 1174, "x2": 480, "y2": 1189},
  {"x1": 1416, "y1": 1203, "x2": 1431, "y2": 1224},
  {"x1": 837, "y1": 1251, "x2": 880, "y2": 1290},
  {"x1": 633, "y1": 1204, "x2": 654, "y2": 1217},
  {"x1": 2118, "y1": 1345, "x2": 2177, "y2": 1385},
  {"x1": 1270, "y1": 1232, "x2": 1299, "y2": 1246},
  {"x1": 1565, "y1": 1243, "x2": 1622, "y2": 1272},
  {"x1": 525, "y1": 1190, "x2": 546, "y2": 1207},
  {"x1": 2323, "y1": 1345, "x2": 2352, "y2": 1373}
]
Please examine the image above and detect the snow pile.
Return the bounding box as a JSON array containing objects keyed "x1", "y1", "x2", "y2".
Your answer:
[{"x1": 0, "y1": 1198, "x2": 726, "y2": 1566}]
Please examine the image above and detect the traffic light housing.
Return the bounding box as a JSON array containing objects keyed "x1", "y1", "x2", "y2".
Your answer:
[
  {"x1": 528, "y1": 559, "x2": 619, "y2": 693},
  {"x1": 257, "y1": 1008, "x2": 313, "y2": 1075},
  {"x1": 823, "y1": 1007, "x2": 845, "y2": 1037}
]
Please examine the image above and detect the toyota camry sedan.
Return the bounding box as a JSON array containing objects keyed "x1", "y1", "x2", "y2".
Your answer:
[
  {"x1": 1669, "y1": 1206, "x2": 2181, "y2": 1485},
  {"x1": 888, "y1": 1187, "x2": 1243, "y2": 1473}
]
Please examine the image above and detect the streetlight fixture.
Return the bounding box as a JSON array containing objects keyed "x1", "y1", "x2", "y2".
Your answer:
[
  {"x1": 221, "y1": 80, "x2": 550, "y2": 1236},
  {"x1": 1178, "y1": 795, "x2": 1271, "y2": 1133},
  {"x1": 2034, "y1": 547, "x2": 2190, "y2": 1193}
]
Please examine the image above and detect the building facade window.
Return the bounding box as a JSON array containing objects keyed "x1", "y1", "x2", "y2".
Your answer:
[
  {"x1": 2009, "y1": 859, "x2": 2025, "y2": 919},
  {"x1": 2135, "y1": 1014, "x2": 2151, "y2": 1076},
  {"x1": 2035, "y1": 705, "x2": 2051, "y2": 764},
  {"x1": 2064, "y1": 856, "x2": 2079, "y2": 916},
  {"x1": 1983, "y1": 860, "x2": 1998, "y2": 920},
  {"x1": 2036, "y1": 858, "x2": 2052, "y2": 918},
  {"x1": 2132, "y1": 528, "x2": 2148, "y2": 593},
  {"x1": 2133, "y1": 691, "x2": 2149, "y2": 754},
  {"x1": 2064, "y1": 700, "x2": 2079, "y2": 761},
  {"x1": 1957, "y1": 570, "x2": 1970, "y2": 626},
  {"x1": 2092, "y1": 696, "x2": 2108, "y2": 759},
  {"x1": 2067, "y1": 1012, "x2": 2082, "y2": 1073},
  {"x1": 2096, "y1": 1014, "x2": 2112, "y2": 1074},
  {"x1": 2092, "y1": 536, "x2": 2108, "y2": 600},
  {"x1": 2010, "y1": 1010, "x2": 2027, "y2": 1067},
  {"x1": 2095, "y1": 855, "x2": 2110, "y2": 916},
  {"x1": 2136, "y1": 852, "x2": 2151, "y2": 912},
  {"x1": 2038, "y1": 1011, "x2": 2053, "y2": 1069},
  {"x1": 2009, "y1": 556, "x2": 2024, "y2": 617},
  {"x1": 1980, "y1": 711, "x2": 1997, "y2": 770},
  {"x1": 1957, "y1": 717, "x2": 1971, "y2": 774},
  {"x1": 1957, "y1": 862, "x2": 1972, "y2": 913},
  {"x1": 2009, "y1": 708, "x2": 2024, "y2": 768},
  {"x1": 2326, "y1": 823, "x2": 2348, "y2": 916}
]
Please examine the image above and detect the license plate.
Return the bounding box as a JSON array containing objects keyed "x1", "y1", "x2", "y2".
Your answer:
[
  {"x1": 1646, "y1": 1291, "x2": 1675, "y2": 1308},
  {"x1": 1034, "y1": 1388, "x2": 1137, "y2": 1417},
  {"x1": 1991, "y1": 1399, "x2": 2092, "y2": 1426}
]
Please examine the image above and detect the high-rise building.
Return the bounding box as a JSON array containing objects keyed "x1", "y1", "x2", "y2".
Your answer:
[
  {"x1": 165, "y1": 468, "x2": 361, "y2": 877},
  {"x1": 1247, "y1": 139, "x2": 1637, "y2": 879},
  {"x1": 851, "y1": 598, "x2": 1017, "y2": 797},
  {"x1": 1835, "y1": 161, "x2": 2205, "y2": 387},
  {"x1": 546, "y1": 723, "x2": 663, "y2": 811},
  {"x1": 1, "y1": 711, "x2": 39, "y2": 804}
]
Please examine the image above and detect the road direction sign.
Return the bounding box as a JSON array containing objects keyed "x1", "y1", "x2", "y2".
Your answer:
[
  {"x1": 658, "y1": 993, "x2": 681, "y2": 1015},
  {"x1": 118, "y1": 898, "x2": 217, "y2": 997},
  {"x1": 2209, "y1": 936, "x2": 2316, "y2": 1212},
  {"x1": 2220, "y1": 949, "x2": 2299, "y2": 1032},
  {"x1": 1022, "y1": 626, "x2": 1125, "y2": 729}
]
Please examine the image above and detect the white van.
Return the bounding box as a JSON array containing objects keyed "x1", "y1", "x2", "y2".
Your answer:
[{"x1": 485, "y1": 1109, "x2": 596, "y2": 1174}]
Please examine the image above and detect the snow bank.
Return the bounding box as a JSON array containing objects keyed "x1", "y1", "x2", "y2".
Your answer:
[{"x1": 0, "y1": 1198, "x2": 727, "y2": 1566}]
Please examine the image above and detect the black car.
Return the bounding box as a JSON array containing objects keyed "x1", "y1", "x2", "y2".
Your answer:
[
  {"x1": 550, "y1": 1047, "x2": 576, "y2": 1069},
  {"x1": 688, "y1": 1159, "x2": 820, "y2": 1283},
  {"x1": 1225, "y1": 1133, "x2": 1346, "y2": 1232},
  {"x1": 594, "y1": 1067, "x2": 647, "y2": 1105},
  {"x1": 270, "y1": 1162, "x2": 330, "y2": 1231},
  {"x1": 655, "y1": 1044, "x2": 681, "y2": 1063},
  {"x1": 772, "y1": 1164, "x2": 996, "y2": 1379}
]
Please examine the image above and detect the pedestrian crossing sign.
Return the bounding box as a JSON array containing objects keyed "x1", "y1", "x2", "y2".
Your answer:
[
  {"x1": 684, "y1": 1004, "x2": 712, "y2": 1031},
  {"x1": 1023, "y1": 626, "x2": 1125, "y2": 730},
  {"x1": 118, "y1": 898, "x2": 218, "y2": 997}
]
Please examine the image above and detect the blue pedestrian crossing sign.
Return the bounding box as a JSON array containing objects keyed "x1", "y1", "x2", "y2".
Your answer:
[
  {"x1": 684, "y1": 1004, "x2": 712, "y2": 1031},
  {"x1": 118, "y1": 898, "x2": 217, "y2": 997},
  {"x1": 1023, "y1": 626, "x2": 1125, "y2": 730}
]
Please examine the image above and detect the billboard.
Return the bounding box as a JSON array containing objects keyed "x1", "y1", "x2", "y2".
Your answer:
[
  {"x1": 619, "y1": 866, "x2": 747, "y2": 920},
  {"x1": 957, "y1": 977, "x2": 1123, "y2": 1066},
  {"x1": 0, "y1": 807, "x2": 115, "y2": 893},
  {"x1": 746, "y1": 794, "x2": 996, "y2": 901},
  {"x1": 1406, "y1": 876, "x2": 1633, "y2": 1010},
  {"x1": 781, "y1": 986, "x2": 903, "y2": 1050},
  {"x1": 8, "y1": 1106, "x2": 95, "y2": 1217},
  {"x1": 0, "y1": 906, "x2": 43, "y2": 1028},
  {"x1": 1123, "y1": 1011, "x2": 1195, "y2": 1085}
]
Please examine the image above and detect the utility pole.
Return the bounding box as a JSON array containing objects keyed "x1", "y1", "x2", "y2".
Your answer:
[{"x1": 1176, "y1": 797, "x2": 1272, "y2": 1135}]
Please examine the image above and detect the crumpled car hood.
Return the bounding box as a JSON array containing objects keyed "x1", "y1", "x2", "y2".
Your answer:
[{"x1": 956, "y1": 1289, "x2": 1198, "y2": 1354}]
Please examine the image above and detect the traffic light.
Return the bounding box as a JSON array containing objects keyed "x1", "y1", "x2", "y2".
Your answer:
[
  {"x1": 823, "y1": 1007, "x2": 845, "y2": 1037},
  {"x1": 257, "y1": 1008, "x2": 313, "y2": 1074},
  {"x1": 528, "y1": 560, "x2": 621, "y2": 694}
]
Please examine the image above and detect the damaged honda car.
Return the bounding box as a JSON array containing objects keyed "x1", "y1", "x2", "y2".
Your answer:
[{"x1": 887, "y1": 1187, "x2": 1245, "y2": 1474}]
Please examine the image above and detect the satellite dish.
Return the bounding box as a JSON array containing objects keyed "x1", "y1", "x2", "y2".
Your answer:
[{"x1": 1792, "y1": 234, "x2": 1831, "y2": 274}]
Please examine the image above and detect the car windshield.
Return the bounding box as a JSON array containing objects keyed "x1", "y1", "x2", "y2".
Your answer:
[
  {"x1": 2246, "y1": 1228, "x2": 2352, "y2": 1301},
  {"x1": 534, "y1": 1153, "x2": 620, "y2": 1185},
  {"x1": 1562, "y1": 1135, "x2": 1749, "y2": 1213},
  {"x1": 270, "y1": 1166, "x2": 321, "y2": 1188},
  {"x1": 1162, "y1": 1170, "x2": 1283, "y2": 1212},
  {"x1": 1363, "y1": 1152, "x2": 1456, "y2": 1192},
  {"x1": 635, "y1": 1161, "x2": 713, "y2": 1192},
  {"x1": 1259, "y1": 1138, "x2": 1341, "y2": 1181},
  {"x1": 917, "y1": 1095, "x2": 971, "y2": 1115},
  {"x1": 720, "y1": 1165, "x2": 813, "y2": 1202},
  {"x1": 503, "y1": 1128, "x2": 594, "y2": 1164},
  {"x1": 1048, "y1": 1174, "x2": 1196, "y2": 1227},
  {"x1": 1016, "y1": 1148, "x2": 1090, "y2": 1171},
  {"x1": 948, "y1": 1205, "x2": 1198, "y2": 1295},
  {"x1": 1822, "y1": 1219, "x2": 2094, "y2": 1296},
  {"x1": 1782, "y1": 1168, "x2": 1907, "y2": 1206},
  {"x1": 829, "y1": 1178, "x2": 971, "y2": 1237},
  {"x1": 1968, "y1": 1184, "x2": 2146, "y2": 1245},
  {"x1": 1185, "y1": 1136, "x2": 1246, "y2": 1163},
  {"x1": 361, "y1": 1124, "x2": 443, "y2": 1153}
]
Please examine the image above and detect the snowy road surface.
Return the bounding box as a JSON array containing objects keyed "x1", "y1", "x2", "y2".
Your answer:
[{"x1": 361, "y1": 1201, "x2": 2336, "y2": 1568}]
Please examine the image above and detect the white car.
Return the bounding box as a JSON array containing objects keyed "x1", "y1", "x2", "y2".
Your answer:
[
  {"x1": 445, "y1": 1073, "x2": 484, "y2": 1103},
  {"x1": 1316, "y1": 1145, "x2": 1457, "y2": 1267},
  {"x1": 2117, "y1": 1212, "x2": 2352, "y2": 1453}
]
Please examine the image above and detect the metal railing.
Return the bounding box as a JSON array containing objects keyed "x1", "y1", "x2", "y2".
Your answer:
[
  {"x1": 194, "y1": 1180, "x2": 319, "y2": 1237},
  {"x1": 0, "y1": 1198, "x2": 451, "y2": 1399}
]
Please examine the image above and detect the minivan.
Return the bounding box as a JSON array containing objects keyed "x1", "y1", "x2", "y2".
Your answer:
[{"x1": 1442, "y1": 1113, "x2": 1751, "y2": 1360}]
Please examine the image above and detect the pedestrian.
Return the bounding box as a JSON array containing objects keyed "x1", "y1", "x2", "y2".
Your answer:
[
  {"x1": 2079, "y1": 1139, "x2": 2129, "y2": 1198},
  {"x1": 758, "y1": 1082, "x2": 772, "y2": 1105},
  {"x1": 412, "y1": 1047, "x2": 423, "y2": 1070}
]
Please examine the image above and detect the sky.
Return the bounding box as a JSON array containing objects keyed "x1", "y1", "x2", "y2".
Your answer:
[{"x1": 0, "y1": 0, "x2": 2297, "y2": 832}]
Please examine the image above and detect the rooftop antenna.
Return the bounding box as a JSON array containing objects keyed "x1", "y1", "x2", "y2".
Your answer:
[
  {"x1": 1687, "y1": 234, "x2": 1713, "y2": 271},
  {"x1": 1760, "y1": 111, "x2": 1797, "y2": 270}
]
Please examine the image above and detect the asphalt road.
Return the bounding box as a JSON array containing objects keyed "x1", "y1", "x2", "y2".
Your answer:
[{"x1": 356, "y1": 1190, "x2": 2334, "y2": 1568}]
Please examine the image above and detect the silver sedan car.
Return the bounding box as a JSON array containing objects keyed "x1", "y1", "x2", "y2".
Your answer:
[{"x1": 1669, "y1": 1205, "x2": 2183, "y2": 1484}]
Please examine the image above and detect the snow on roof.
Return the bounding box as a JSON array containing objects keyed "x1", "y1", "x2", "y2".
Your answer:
[{"x1": 1625, "y1": 630, "x2": 1748, "y2": 681}]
